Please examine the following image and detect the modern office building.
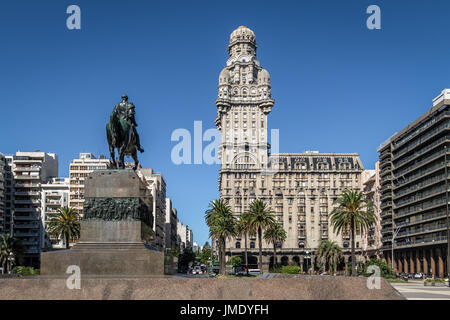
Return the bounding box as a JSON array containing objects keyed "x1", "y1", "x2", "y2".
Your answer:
[
  {"x1": 361, "y1": 163, "x2": 382, "y2": 260},
  {"x1": 9, "y1": 151, "x2": 58, "y2": 267},
  {"x1": 69, "y1": 153, "x2": 110, "y2": 216},
  {"x1": 215, "y1": 26, "x2": 365, "y2": 271},
  {"x1": 378, "y1": 89, "x2": 450, "y2": 278}
]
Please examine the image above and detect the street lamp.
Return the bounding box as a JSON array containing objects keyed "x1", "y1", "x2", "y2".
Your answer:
[
  {"x1": 305, "y1": 250, "x2": 310, "y2": 275},
  {"x1": 7, "y1": 252, "x2": 15, "y2": 274},
  {"x1": 391, "y1": 226, "x2": 402, "y2": 273}
]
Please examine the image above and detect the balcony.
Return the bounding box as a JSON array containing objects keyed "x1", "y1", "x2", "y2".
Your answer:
[
  {"x1": 13, "y1": 166, "x2": 41, "y2": 172},
  {"x1": 14, "y1": 222, "x2": 39, "y2": 228},
  {"x1": 393, "y1": 136, "x2": 448, "y2": 170},
  {"x1": 14, "y1": 175, "x2": 40, "y2": 180},
  {"x1": 395, "y1": 211, "x2": 447, "y2": 227},
  {"x1": 392, "y1": 115, "x2": 449, "y2": 154},
  {"x1": 395, "y1": 235, "x2": 447, "y2": 248},
  {"x1": 393, "y1": 174, "x2": 447, "y2": 200},
  {"x1": 396, "y1": 224, "x2": 448, "y2": 238},
  {"x1": 14, "y1": 207, "x2": 39, "y2": 213},
  {"x1": 395, "y1": 149, "x2": 445, "y2": 178},
  {"x1": 14, "y1": 191, "x2": 40, "y2": 196},
  {"x1": 14, "y1": 231, "x2": 39, "y2": 237}
]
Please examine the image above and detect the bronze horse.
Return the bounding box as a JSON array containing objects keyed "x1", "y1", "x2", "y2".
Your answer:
[{"x1": 106, "y1": 100, "x2": 143, "y2": 170}]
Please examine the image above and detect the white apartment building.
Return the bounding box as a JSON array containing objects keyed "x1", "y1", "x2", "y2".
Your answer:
[
  {"x1": 9, "y1": 151, "x2": 58, "y2": 267},
  {"x1": 41, "y1": 178, "x2": 70, "y2": 249}
]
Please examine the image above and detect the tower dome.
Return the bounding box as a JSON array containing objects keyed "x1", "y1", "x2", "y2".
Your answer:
[
  {"x1": 229, "y1": 26, "x2": 256, "y2": 45},
  {"x1": 228, "y1": 26, "x2": 257, "y2": 56}
]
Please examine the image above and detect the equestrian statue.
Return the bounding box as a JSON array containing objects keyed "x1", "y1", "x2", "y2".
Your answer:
[{"x1": 106, "y1": 94, "x2": 144, "y2": 170}]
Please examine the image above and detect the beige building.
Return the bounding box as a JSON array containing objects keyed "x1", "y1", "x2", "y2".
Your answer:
[
  {"x1": 215, "y1": 26, "x2": 365, "y2": 271},
  {"x1": 361, "y1": 163, "x2": 382, "y2": 260},
  {"x1": 165, "y1": 198, "x2": 179, "y2": 251},
  {"x1": 137, "y1": 168, "x2": 166, "y2": 251},
  {"x1": 69, "y1": 153, "x2": 110, "y2": 215},
  {"x1": 177, "y1": 220, "x2": 193, "y2": 252}
]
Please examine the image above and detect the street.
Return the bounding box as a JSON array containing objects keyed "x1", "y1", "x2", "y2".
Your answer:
[{"x1": 391, "y1": 280, "x2": 450, "y2": 300}]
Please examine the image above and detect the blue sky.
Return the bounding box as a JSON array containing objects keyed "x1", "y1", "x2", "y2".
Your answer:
[{"x1": 1, "y1": 0, "x2": 450, "y2": 246}]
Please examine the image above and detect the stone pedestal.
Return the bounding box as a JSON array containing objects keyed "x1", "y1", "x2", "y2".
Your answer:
[{"x1": 41, "y1": 169, "x2": 164, "y2": 276}]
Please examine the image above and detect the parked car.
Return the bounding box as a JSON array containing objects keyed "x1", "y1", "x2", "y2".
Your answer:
[
  {"x1": 414, "y1": 273, "x2": 423, "y2": 279},
  {"x1": 248, "y1": 269, "x2": 261, "y2": 276},
  {"x1": 192, "y1": 266, "x2": 202, "y2": 275}
]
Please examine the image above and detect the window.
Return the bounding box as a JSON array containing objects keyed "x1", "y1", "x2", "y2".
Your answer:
[
  {"x1": 236, "y1": 242, "x2": 241, "y2": 249},
  {"x1": 250, "y1": 241, "x2": 255, "y2": 249}
]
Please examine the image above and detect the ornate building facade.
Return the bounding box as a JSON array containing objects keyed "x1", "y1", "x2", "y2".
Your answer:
[{"x1": 215, "y1": 26, "x2": 366, "y2": 271}]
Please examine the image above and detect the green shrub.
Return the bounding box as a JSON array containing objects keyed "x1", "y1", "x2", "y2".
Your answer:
[
  {"x1": 281, "y1": 265, "x2": 301, "y2": 274},
  {"x1": 425, "y1": 278, "x2": 447, "y2": 283},
  {"x1": 227, "y1": 256, "x2": 242, "y2": 267},
  {"x1": 270, "y1": 264, "x2": 282, "y2": 273},
  {"x1": 12, "y1": 266, "x2": 40, "y2": 276},
  {"x1": 362, "y1": 258, "x2": 394, "y2": 278}
]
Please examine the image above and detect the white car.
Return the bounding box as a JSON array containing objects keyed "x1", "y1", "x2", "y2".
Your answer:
[
  {"x1": 248, "y1": 269, "x2": 261, "y2": 275},
  {"x1": 192, "y1": 266, "x2": 202, "y2": 275}
]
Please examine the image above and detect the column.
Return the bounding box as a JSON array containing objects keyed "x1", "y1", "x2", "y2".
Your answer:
[
  {"x1": 423, "y1": 249, "x2": 428, "y2": 275},
  {"x1": 397, "y1": 253, "x2": 402, "y2": 273},
  {"x1": 387, "y1": 254, "x2": 391, "y2": 269},
  {"x1": 403, "y1": 252, "x2": 408, "y2": 273},
  {"x1": 437, "y1": 248, "x2": 444, "y2": 279},
  {"x1": 416, "y1": 250, "x2": 421, "y2": 273},
  {"x1": 409, "y1": 252, "x2": 415, "y2": 274},
  {"x1": 430, "y1": 248, "x2": 436, "y2": 278},
  {"x1": 393, "y1": 253, "x2": 398, "y2": 272}
]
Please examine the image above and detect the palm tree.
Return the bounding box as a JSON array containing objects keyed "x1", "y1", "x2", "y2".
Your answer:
[
  {"x1": 236, "y1": 212, "x2": 254, "y2": 270},
  {"x1": 205, "y1": 199, "x2": 237, "y2": 274},
  {"x1": 330, "y1": 190, "x2": 375, "y2": 276},
  {"x1": 317, "y1": 240, "x2": 342, "y2": 274},
  {"x1": 264, "y1": 222, "x2": 287, "y2": 269},
  {"x1": 247, "y1": 199, "x2": 276, "y2": 272},
  {"x1": 47, "y1": 207, "x2": 81, "y2": 249},
  {"x1": 0, "y1": 233, "x2": 21, "y2": 274}
]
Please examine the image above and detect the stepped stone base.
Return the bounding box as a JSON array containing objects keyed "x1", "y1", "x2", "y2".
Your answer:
[{"x1": 0, "y1": 276, "x2": 405, "y2": 300}]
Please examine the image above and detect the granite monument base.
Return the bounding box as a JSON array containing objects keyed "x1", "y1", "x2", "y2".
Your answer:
[
  {"x1": 41, "y1": 220, "x2": 164, "y2": 276},
  {"x1": 40, "y1": 169, "x2": 164, "y2": 276}
]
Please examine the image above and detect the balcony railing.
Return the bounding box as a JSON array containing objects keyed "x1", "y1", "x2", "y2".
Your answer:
[
  {"x1": 395, "y1": 211, "x2": 447, "y2": 227},
  {"x1": 395, "y1": 235, "x2": 447, "y2": 248},
  {"x1": 393, "y1": 135, "x2": 448, "y2": 170},
  {"x1": 395, "y1": 149, "x2": 445, "y2": 178},
  {"x1": 393, "y1": 173, "x2": 447, "y2": 199},
  {"x1": 394, "y1": 186, "x2": 446, "y2": 209},
  {"x1": 396, "y1": 224, "x2": 447, "y2": 238},
  {"x1": 392, "y1": 116, "x2": 449, "y2": 155}
]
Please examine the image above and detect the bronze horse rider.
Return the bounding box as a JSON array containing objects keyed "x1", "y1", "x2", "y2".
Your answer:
[{"x1": 106, "y1": 94, "x2": 144, "y2": 170}]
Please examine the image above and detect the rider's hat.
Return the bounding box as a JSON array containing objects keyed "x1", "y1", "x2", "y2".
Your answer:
[{"x1": 121, "y1": 94, "x2": 128, "y2": 99}]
